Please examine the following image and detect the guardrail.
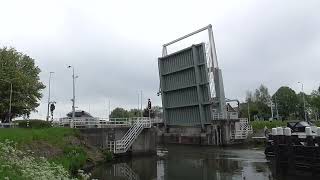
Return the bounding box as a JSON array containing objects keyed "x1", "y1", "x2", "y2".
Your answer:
[
  {"x1": 231, "y1": 118, "x2": 253, "y2": 140},
  {"x1": 57, "y1": 117, "x2": 163, "y2": 128},
  {"x1": 0, "y1": 123, "x2": 17, "y2": 128},
  {"x1": 213, "y1": 112, "x2": 239, "y2": 120}
]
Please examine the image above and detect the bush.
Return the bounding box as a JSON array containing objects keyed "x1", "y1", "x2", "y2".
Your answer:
[
  {"x1": 103, "y1": 150, "x2": 114, "y2": 162},
  {"x1": 250, "y1": 120, "x2": 287, "y2": 131},
  {"x1": 14, "y1": 120, "x2": 52, "y2": 128},
  {"x1": 0, "y1": 140, "x2": 72, "y2": 180},
  {"x1": 53, "y1": 146, "x2": 87, "y2": 173}
]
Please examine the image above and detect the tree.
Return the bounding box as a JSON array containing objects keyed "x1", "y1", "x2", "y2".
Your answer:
[
  {"x1": 240, "y1": 85, "x2": 271, "y2": 120},
  {"x1": 272, "y1": 86, "x2": 298, "y2": 120},
  {"x1": 310, "y1": 87, "x2": 320, "y2": 120},
  {"x1": 254, "y1": 84, "x2": 270, "y2": 103},
  {"x1": 0, "y1": 47, "x2": 45, "y2": 122},
  {"x1": 110, "y1": 107, "x2": 129, "y2": 118},
  {"x1": 128, "y1": 108, "x2": 142, "y2": 117},
  {"x1": 239, "y1": 90, "x2": 259, "y2": 119},
  {"x1": 253, "y1": 84, "x2": 271, "y2": 120}
]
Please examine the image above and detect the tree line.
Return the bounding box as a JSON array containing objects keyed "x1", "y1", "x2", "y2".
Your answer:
[
  {"x1": 110, "y1": 106, "x2": 162, "y2": 119},
  {"x1": 239, "y1": 84, "x2": 320, "y2": 121}
]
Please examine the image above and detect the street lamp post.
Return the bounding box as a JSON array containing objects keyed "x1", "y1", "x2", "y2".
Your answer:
[
  {"x1": 46, "y1": 72, "x2": 54, "y2": 121},
  {"x1": 298, "y1": 82, "x2": 307, "y2": 121},
  {"x1": 67, "y1": 66, "x2": 76, "y2": 120}
]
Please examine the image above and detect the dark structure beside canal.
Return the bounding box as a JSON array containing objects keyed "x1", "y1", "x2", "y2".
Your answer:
[
  {"x1": 79, "y1": 127, "x2": 157, "y2": 155},
  {"x1": 265, "y1": 126, "x2": 320, "y2": 176}
]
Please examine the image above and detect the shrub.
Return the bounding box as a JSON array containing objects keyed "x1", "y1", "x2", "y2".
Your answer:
[
  {"x1": 14, "y1": 120, "x2": 52, "y2": 128},
  {"x1": 53, "y1": 146, "x2": 87, "y2": 173},
  {"x1": 250, "y1": 120, "x2": 287, "y2": 131},
  {"x1": 0, "y1": 140, "x2": 73, "y2": 180},
  {"x1": 103, "y1": 150, "x2": 114, "y2": 162}
]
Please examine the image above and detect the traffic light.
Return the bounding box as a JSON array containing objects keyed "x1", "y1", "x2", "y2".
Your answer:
[
  {"x1": 50, "y1": 103, "x2": 55, "y2": 112},
  {"x1": 148, "y1": 98, "x2": 151, "y2": 110},
  {"x1": 50, "y1": 103, "x2": 56, "y2": 119}
]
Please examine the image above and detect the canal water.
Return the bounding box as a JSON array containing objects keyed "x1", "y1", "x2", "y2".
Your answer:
[{"x1": 90, "y1": 145, "x2": 314, "y2": 180}]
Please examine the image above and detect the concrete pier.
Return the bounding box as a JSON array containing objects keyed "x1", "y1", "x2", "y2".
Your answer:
[{"x1": 158, "y1": 120, "x2": 238, "y2": 146}]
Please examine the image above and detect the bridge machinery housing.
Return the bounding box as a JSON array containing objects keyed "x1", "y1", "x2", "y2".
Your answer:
[{"x1": 158, "y1": 25, "x2": 252, "y2": 145}]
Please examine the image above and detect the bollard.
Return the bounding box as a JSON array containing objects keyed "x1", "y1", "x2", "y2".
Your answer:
[
  {"x1": 274, "y1": 127, "x2": 282, "y2": 173},
  {"x1": 305, "y1": 127, "x2": 314, "y2": 146},
  {"x1": 284, "y1": 127, "x2": 294, "y2": 173},
  {"x1": 277, "y1": 127, "x2": 284, "y2": 135},
  {"x1": 284, "y1": 127, "x2": 292, "y2": 145},
  {"x1": 306, "y1": 127, "x2": 312, "y2": 136},
  {"x1": 277, "y1": 127, "x2": 284, "y2": 144},
  {"x1": 271, "y1": 128, "x2": 277, "y2": 141},
  {"x1": 272, "y1": 128, "x2": 277, "y2": 135},
  {"x1": 284, "y1": 127, "x2": 291, "y2": 136}
]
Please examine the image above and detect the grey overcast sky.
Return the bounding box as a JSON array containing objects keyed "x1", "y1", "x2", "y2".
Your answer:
[{"x1": 0, "y1": 0, "x2": 319, "y2": 119}]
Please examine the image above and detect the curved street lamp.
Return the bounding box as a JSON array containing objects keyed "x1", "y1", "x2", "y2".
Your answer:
[{"x1": 67, "y1": 65, "x2": 78, "y2": 120}]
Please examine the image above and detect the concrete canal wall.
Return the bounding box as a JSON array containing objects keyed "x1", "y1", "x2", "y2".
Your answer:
[
  {"x1": 79, "y1": 127, "x2": 157, "y2": 155},
  {"x1": 158, "y1": 120, "x2": 237, "y2": 146}
]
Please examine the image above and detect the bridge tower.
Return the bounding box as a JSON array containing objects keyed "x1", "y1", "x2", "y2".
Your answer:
[{"x1": 158, "y1": 25, "x2": 251, "y2": 145}]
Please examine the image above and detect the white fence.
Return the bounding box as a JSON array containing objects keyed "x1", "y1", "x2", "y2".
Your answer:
[
  {"x1": 213, "y1": 112, "x2": 239, "y2": 120},
  {"x1": 0, "y1": 123, "x2": 17, "y2": 128},
  {"x1": 231, "y1": 118, "x2": 253, "y2": 140},
  {"x1": 56, "y1": 117, "x2": 163, "y2": 128}
]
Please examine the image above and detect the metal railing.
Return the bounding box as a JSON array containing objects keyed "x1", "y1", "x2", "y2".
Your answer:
[
  {"x1": 57, "y1": 117, "x2": 162, "y2": 128},
  {"x1": 213, "y1": 112, "x2": 239, "y2": 120},
  {"x1": 0, "y1": 123, "x2": 17, "y2": 128},
  {"x1": 109, "y1": 118, "x2": 151, "y2": 154},
  {"x1": 231, "y1": 118, "x2": 253, "y2": 140}
]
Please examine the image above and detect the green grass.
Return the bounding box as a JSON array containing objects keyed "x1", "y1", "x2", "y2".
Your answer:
[
  {"x1": 0, "y1": 128, "x2": 77, "y2": 146},
  {"x1": 0, "y1": 128, "x2": 88, "y2": 174},
  {"x1": 314, "y1": 121, "x2": 320, "y2": 127},
  {"x1": 250, "y1": 120, "x2": 287, "y2": 131},
  {"x1": 52, "y1": 146, "x2": 88, "y2": 173}
]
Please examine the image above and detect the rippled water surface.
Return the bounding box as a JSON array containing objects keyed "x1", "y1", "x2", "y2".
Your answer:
[{"x1": 90, "y1": 145, "x2": 315, "y2": 180}]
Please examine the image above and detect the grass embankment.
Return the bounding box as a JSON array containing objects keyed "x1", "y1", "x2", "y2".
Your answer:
[
  {"x1": 0, "y1": 128, "x2": 87, "y2": 173},
  {"x1": 0, "y1": 120, "x2": 109, "y2": 179}
]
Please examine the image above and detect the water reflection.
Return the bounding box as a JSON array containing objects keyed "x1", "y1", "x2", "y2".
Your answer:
[{"x1": 90, "y1": 145, "x2": 290, "y2": 180}]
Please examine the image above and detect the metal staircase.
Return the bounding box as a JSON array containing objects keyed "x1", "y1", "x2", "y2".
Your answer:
[{"x1": 110, "y1": 118, "x2": 151, "y2": 154}]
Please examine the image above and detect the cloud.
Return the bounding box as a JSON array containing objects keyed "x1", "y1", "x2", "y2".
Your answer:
[{"x1": 0, "y1": 0, "x2": 319, "y2": 118}]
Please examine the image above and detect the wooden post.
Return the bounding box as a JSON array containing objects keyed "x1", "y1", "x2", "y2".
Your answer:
[
  {"x1": 285, "y1": 127, "x2": 294, "y2": 174},
  {"x1": 305, "y1": 127, "x2": 314, "y2": 146},
  {"x1": 274, "y1": 127, "x2": 282, "y2": 173},
  {"x1": 305, "y1": 126, "x2": 315, "y2": 175}
]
